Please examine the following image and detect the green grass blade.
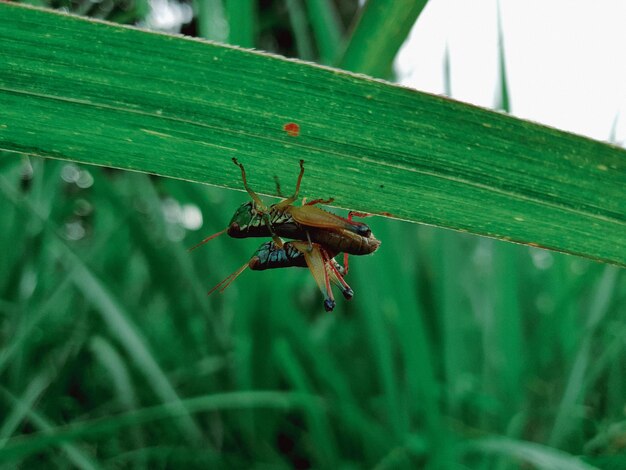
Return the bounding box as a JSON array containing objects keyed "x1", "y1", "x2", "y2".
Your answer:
[
  {"x1": 0, "y1": 174, "x2": 205, "y2": 443},
  {"x1": 1, "y1": 387, "x2": 104, "y2": 469},
  {"x1": 339, "y1": 0, "x2": 429, "y2": 77},
  {"x1": 285, "y1": 0, "x2": 315, "y2": 61},
  {"x1": 0, "y1": 391, "x2": 320, "y2": 465},
  {"x1": 88, "y1": 336, "x2": 141, "y2": 412},
  {"x1": 0, "y1": 4, "x2": 625, "y2": 265},
  {"x1": 194, "y1": 0, "x2": 228, "y2": 42},
  {"x1": 495, "y1": 1, "x2": 510, "y2": 113},
  {"x1": 548, "y1": 266, "x2": 620, "y2": 447},
  {"x1": 224, "y1": 0, "x2": 255, "y2": 47},
  {"x1": 0, "y1": 374, "x2": 51, "y2": 447},
  {"x1": 306, "y1": 0, "x2": 343, "y2": 64},
  {"x1": 273, "y1": 338, "x2": 337, "y2": 466},
  {"x1": 61, "y1": 245, "x2": 205, "y2": 443},
  {"x1": 464, "y1": 436, "x2": 601, "y2": 470},
  {"x1": 0, "y1": 274, "x2": 73, "y2": 376}
]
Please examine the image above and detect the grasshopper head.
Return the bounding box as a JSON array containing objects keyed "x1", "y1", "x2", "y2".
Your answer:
[{"x1": 227, "y1": 201, "x2": 270, "y2": 238}]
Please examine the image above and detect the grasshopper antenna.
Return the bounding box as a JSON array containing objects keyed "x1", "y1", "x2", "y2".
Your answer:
[
  {"x1": 188, "y1": 228, "x2": 228, "y2": 252},
  {"x1": 207, "y1": 262, "x2": 250, "y2": 295}
]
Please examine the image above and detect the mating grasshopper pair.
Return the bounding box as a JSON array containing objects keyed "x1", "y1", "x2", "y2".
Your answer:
[{"x1": 190, "y1": 159, "x2": 380, "y2": 311}]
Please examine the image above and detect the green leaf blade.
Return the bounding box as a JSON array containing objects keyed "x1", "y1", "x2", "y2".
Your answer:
[
  {"x1": 0, "y1": 4, "x2": 624, "y2": 265},
  {"x1": 339, "y1": 0, "x2": 429, "y2": 77}
]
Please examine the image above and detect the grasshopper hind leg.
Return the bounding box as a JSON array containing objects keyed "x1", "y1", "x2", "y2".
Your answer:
[
  {"x1": 274, "y1": 160, "x2": 305, "y2": 209},
  {"x1": 232, "y1": 158, "x2": 268, "y2": 211},
  {"x1": 291, "y1": 241, "x2": 354, "y2": 311},
  {"x1": 329, "y1": 259, "x2": 353, "y2": 300},
  {"x1": 291, "y1": 241, "x2": 336, "y2": 311}
]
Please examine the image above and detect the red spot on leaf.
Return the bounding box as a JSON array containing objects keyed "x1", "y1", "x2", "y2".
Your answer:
[{"x1": 283, "y1": 122, "x2": 300, "y2": 137}]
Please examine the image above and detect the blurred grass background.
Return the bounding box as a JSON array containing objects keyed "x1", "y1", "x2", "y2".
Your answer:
[{"x1": 1, "y1": 0, "x2": 625, "y2": 468}]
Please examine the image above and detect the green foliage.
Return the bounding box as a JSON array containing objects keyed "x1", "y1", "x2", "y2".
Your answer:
[
  {"x1": 1, "y1": 3, "x2": 624, "y2": 265},
  {"x1": 0, "y1": 2, "x2": 625, "y2": 469},
  {"x1": 338, "y1": 0, "x2": 429, "y2": 77}
]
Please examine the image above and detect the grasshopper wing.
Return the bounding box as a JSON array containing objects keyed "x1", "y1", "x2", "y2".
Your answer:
[{"x1": 288, "y1": 205, "x2": 371, "y2": 236}]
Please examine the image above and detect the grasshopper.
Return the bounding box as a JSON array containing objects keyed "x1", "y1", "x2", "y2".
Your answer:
[
  {"x1": 190, "y1": 159, "x2": 380, "y2": 274},
  {"x1": 208, "y1": 239, "x2": 353, "y2": 312},
  {"x1": 191, "y1": 159, "x2": 380, "y2": 310}
]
